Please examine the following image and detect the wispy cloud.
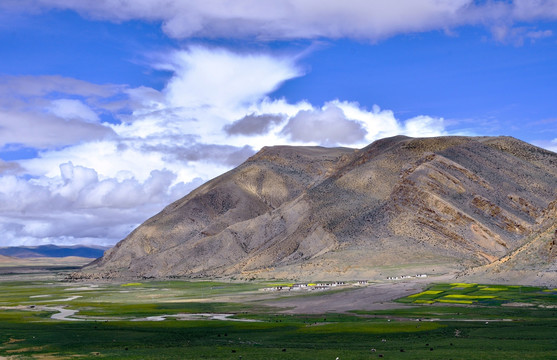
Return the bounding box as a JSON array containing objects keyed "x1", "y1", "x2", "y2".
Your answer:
[
  {"x1": 491, "y1": 25, "x2": 554, "y2": 45},
  {"x1": 3, "y1": 0, "x2": 557, "y2": 41},
  {"x1": 0, "y1": 109, "x2": 115, "y2": 149},
  {"x1": 0, "y1": 75, "x2": 124, "y2": 149}
]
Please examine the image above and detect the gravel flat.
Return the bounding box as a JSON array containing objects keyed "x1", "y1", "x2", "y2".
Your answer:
[{"x1": 263, "y1": 281, "x2": 426, "y2": 314}]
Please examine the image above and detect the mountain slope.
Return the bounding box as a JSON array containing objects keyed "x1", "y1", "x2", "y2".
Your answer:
[
  {"x1": 460, "y1": 199, "x2": 557, "y2": 286},
  {"x1": 79, "y1": 136, "x2": 557, "y2": 282}
]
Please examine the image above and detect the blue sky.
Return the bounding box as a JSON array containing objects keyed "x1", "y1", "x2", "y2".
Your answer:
[{"x1": 0, "y1": 0, "x2": 556, "y2": 247}]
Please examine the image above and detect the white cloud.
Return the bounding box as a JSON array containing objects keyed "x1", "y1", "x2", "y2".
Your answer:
[
  {"x1": 48, "y1": 99, "x2": 100, "y2": 123},
  {"x1": 541, "y1": 138, "x2": 557, "y2": 153},
  {"x1": 3, "y1": 1, "x2": 557, "y2": 41},
  {"x1": 335, "y1": 102, "x2": 404, "y2": 142},
  {"x1": 0, "y1": 162, "x2": 203, "y2": 246},
  {"x1": 0, "y1": 75, "x2": 125, "y2": 149},
  {"x1": 281, "y1": 104, "x2": 367, "y2": 146},
  {"x1": 225, "y1": 114, "x2": 285, "y2": 136},
  {"x1": 0, "y1": 2, "x2": 556, "y2": 248},
  {"x1": 403, "y1": 115, "x2": 446, "y2": 137},
  {"x1": 0, "y1": 159, "x2": 23, "y2": 175},
  {"x1": 491, "y1": 25, "x2": 554, "y2": 45},
  {"x1": 161, "y1": 47, "x2": 302, "y2": 109},
  {"x1": 0, "y1": 75, "x2": 123, "y2": 99},
  {"x1": 285, "y1": 100, "x2": 446, "y2": 146},
  {"x1": 0, "y1": 46, "x2": 452, "y2": 247},
  {"x1": 513, "y1": 0, "x2": 557, "y2": 20},
  {"x1": 0, "y1": 109, "x2": 115, "y2": 148}
]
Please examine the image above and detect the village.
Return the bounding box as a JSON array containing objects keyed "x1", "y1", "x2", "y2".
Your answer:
[
  {"x1": 386, "y1": 274, "x2": 428, "y2": 281},
  {"x1": 262, "y1": 281, "x2": 360, "y2": 292},
  {"x1": 262, "y1": 274, "x2": 428, "y2": 292}
]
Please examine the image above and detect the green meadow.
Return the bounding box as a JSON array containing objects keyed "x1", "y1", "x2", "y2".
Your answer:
[
  {"x1": 397, "y1": 282, "x2": 557, "y2": 306},
  {"x1": 1, "y1": 276, "x2": 557, "y2": 359}
]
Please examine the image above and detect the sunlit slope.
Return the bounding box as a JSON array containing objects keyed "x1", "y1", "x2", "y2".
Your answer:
[{"x1": 79, "y1": 136, "x2": 557, "y2": 281}]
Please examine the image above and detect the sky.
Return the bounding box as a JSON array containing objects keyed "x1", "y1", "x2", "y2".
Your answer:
[{"x1": 0, "y1": 0, "x2": 557, "y2": 247}]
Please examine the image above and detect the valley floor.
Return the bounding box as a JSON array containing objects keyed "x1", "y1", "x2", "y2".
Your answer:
[{"x1": 0, "y1": 267, "x2": 556, "y2": 359}]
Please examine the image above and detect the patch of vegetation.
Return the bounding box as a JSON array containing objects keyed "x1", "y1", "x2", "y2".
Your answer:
[
  {"x1": 396, "y1": 283, "x2": 557, "y2": 307},
  {"x1": 1, "y1": 279, "x2": 557, "y2": 359}
]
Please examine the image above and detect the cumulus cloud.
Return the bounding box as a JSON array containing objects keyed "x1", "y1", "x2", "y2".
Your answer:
[
  {"x1": 2, "y1": 1, "x2": 557, "y2": 248},
  {"x1": 142, "y1": 143, "x2": 256, "y2": 167},
  {"x1": 276, "y1": 100, "x2": 446, "y2": 147},
  {"x1": 281, "y1": 105, "x2": 367, "y2": 146},
  {"x1": 0, "y1": 162, "x2": 203, "y2": 246},
  {"x1": 403, "y1": 115, "x2": 446, "y2": 137},
  {"x1": 3, "y1": 0, "x2": 557, "y2": 41},
  {"x1": 0, "y1": 160, "x2": 23, "y2": 175},
  {"x1": 224, "y1": 114, "x2": 285, "y2": 136},
  {"x1": 0, "y1": 46, "x2": 451, "y2": 246}
]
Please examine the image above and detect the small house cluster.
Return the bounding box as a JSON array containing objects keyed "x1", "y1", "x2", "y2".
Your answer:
[
  {"x1": 262, "y1": 281, "x2": 352, "y2": 292},
  {"x1": 386, "y1": 274, "x2": 427, "y2": 280}
]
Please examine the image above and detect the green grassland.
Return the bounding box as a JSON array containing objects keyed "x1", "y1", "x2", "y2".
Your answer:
[
  {"x1": 397, "y1": 283, "x2": 557, "y2": 306},
  {"x1": 1, "y1": 276, "x2": 557, "y2": 359}
]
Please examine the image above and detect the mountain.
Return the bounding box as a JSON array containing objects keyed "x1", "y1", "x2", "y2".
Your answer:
[
  {"x1": 78, "y1": 136, "x2": 557, "y2": 283},
  {"x1": 460, "y1": 199, "x2": 557, "y2": 286},
  {"x1": 0, "y1": 245, "x2": 107, "y2": 259}
]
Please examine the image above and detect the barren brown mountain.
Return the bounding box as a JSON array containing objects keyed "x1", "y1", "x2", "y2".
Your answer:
[{"x1": 79, "y1": 136, "x2": 557, "y2": 284}]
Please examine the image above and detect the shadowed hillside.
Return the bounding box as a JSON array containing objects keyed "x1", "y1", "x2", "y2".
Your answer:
[
  {"x1": 460, "y1": 199, "x2": 557, "y2": 286},
  {"x1": 77, "y1": 136, "x2": 557, "y2": 284}
]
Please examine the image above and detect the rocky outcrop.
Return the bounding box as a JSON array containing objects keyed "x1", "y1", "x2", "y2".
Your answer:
[
  {"x1": 77, "y1": 136, "x2": 557, "y2": 282},
  {"x1": 461, "y1": 198, "x2": 557, "y2": 286}
]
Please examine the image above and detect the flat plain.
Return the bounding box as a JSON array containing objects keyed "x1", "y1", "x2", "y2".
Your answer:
[{"x1": 1, "y1": 267, "x2": 556, "y2": 359}]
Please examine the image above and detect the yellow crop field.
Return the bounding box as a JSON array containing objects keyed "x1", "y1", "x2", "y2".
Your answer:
[
  {"x1": 444, "y1": 295, "x2": 496, "y2": 299},
  {"x1": 408, "y1": 290, "x2": 443, "y2": 298},
  {"x1": 438, "y1": 299, "x2": 474, "y2": 304}
]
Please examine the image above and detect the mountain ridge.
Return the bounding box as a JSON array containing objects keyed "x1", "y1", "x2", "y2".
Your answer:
[
  {"x1": 0, "y1": 245, "x2": 107, "y2": 259},
  {"x1": 76, "y1": 135, "x2": 557, "y2": 285}
]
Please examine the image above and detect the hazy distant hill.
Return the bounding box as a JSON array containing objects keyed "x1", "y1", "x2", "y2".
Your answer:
[
  {"x1": 78, "y1": 136, "x2": 557, "y2": 284},
  {"x1": 0, "y1": 254, "x2": 16, "y2": 261},
  {"x1": 0, "y1": 245, "x2": 106, "y2": 259}
]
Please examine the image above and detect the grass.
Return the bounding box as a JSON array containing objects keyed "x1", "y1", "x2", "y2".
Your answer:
[
  {"x1": 1, "y1": 276, "x2": 557, "y2": 359},
  {"x1": 396, "y1": 282, "x2": 557, "y2": 307},
  {"x1": 2, "y1": 312, "x2": 556, "y2": 359}
]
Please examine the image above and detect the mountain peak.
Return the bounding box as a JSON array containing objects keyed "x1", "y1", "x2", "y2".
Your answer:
[{"x1": 77, "y1": 136, "x2": 557, "y2": 285}]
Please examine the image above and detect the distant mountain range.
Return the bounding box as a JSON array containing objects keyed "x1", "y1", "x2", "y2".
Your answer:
[
  {"x1": 76, "y1": 136, "x2": 557, "y2": 285},
  {"x1": 0, "y1": 245, "x2": 107, "y2": 259}
]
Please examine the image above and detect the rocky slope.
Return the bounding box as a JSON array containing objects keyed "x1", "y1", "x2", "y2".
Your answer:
[
  {"x1": 78, "y1": 136, "x2": 557, "y2": 283},
  {"x1": 460, "y1": 199, "x2": 557, "y2": 286}
]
